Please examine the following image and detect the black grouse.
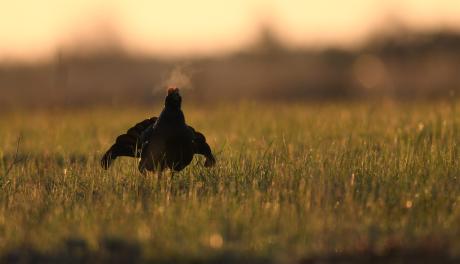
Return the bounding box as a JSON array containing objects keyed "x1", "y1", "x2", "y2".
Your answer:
[{"x1": 101, "y1": 88, "x2": 215, "y2": 173}]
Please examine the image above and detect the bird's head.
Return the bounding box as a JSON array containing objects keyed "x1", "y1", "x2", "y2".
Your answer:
[{"x1": 165, "y1": 87, "x2": 182, "y2": 109}]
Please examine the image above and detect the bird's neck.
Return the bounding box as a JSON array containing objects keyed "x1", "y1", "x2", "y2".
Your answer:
[
  {"x1": 159, "y1": 107, "x2": 185, "y2": 123},
  {"x1": 165, "y1": 104, "x2": 181, "y2": 111}
]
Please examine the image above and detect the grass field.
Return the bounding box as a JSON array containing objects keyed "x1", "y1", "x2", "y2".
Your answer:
[{"x1": 1, "y1": 101, "x2": 460, "y2": 263}]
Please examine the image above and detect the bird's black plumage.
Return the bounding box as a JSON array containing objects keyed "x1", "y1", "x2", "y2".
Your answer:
[{"x1": 101, "y1": 88, "x2": 215, "y2": 172}]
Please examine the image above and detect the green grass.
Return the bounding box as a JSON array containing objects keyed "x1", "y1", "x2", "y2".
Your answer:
[{"x1": 1, "y1": 101, "x2": 460, "y2": 262}]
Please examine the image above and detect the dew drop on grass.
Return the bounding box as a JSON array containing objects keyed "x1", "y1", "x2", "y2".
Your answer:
[
  {"x1": 209, "y1": 233, "x2": 223, "y2": 249},
  {"x1": 405, "y1": 200, "x2": 413, "y2": 209}
]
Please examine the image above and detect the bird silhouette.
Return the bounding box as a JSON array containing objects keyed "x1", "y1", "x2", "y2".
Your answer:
[{"x1": 101, "y1": 88, "x2": 215, "y2": 173}]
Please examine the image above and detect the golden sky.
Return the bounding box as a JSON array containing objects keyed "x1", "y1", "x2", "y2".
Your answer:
[{"x1": 1, "y1": 0, "x2": 460, "y2": 61}]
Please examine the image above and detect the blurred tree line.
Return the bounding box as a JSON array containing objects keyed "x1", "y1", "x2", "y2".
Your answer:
[{"x1": 1, "y1": 28, "x2": 460, "y2": 109}]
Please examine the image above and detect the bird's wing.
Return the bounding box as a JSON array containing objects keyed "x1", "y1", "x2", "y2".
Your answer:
[
  {"x1": 188, "y1": 126, "x2": 216, "y2": 167},
  {"x1": 101, "y1": 117, "x2": 158, "y2": 169}
]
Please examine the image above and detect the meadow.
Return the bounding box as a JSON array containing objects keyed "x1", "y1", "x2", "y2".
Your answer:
[{"x1": 0, "y1": 101, "x2": 460, "y2": 263}]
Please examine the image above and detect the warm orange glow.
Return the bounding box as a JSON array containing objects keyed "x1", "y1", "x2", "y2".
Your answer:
[{"x1": 1, "y1": 0, "x2": 460, "y2": 61}]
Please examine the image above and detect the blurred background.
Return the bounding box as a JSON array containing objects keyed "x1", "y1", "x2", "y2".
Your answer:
[{"x1": 1, "y1": 0, "x2": 460, "y2": 109}]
